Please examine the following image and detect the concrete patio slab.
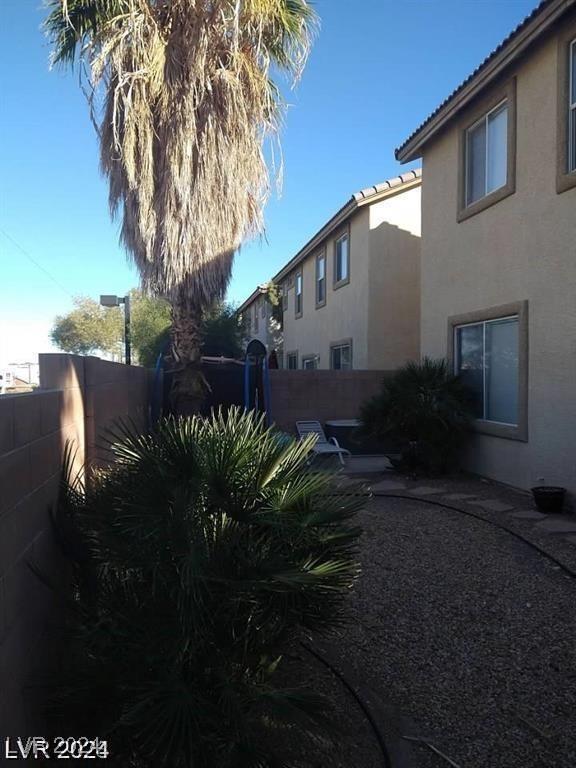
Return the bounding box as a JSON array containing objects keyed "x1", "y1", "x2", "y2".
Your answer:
[
  {"x1": 509, "y1": 510, "x2": 547, "y2": 520},
  {"x1": 409, "y1": 486, "x2": 448, "y2": 496},
  {"x1": 466, "y1": 499, "x2": 515, "y2": 512},
  {"x1": 345, "y1": 456, "x2": 392, "y2": 474},
  {"x1": 370, "y1": 479, "x2": 408, "y2": 492},
  {"x1": 442, "y1": 493, "x2": 478, "y2": 501},
  {"x1": 534, "y1": 518, "x2": 576, "y2": 534}
]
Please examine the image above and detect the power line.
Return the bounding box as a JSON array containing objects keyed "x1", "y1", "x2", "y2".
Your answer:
[{"x1": 0, "y1": 227, "x2": 75, "y2": 300}]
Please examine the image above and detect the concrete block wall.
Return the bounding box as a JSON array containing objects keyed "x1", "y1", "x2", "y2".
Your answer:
[
  {"x1": 269, "y1": 370, "x2": 391, "y2": 434},
  {"x1": 0, "y1": 354, "x2": 153, "y2": 737}
]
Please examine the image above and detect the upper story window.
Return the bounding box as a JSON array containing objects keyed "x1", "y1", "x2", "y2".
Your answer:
[
  {"x1": 557, "y1": 27, "x2": 576, "y2": 192},
  {"x1": 295, "y1": 271, "x2": 303, "y2": 318},
  {"x1": 334, "y1": 230, "x2": 349, "y2": 288},
  {"x1": 569, "y1": 39, "x2": 576, "y2": 173},
  {"x1": 316, "y1": 251, "x2": 326, "y2": 307},
  {"x1": 466, "y1": 101, "x2": 508, "y2": 206},
  {"x1": 458, "y1": 79, "x2": 516, "y2": 221}
]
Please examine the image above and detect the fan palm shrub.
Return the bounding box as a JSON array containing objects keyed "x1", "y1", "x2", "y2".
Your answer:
[
  {"x1": 45, "y1": 1, "x2": 317, "y2": 412},
  {"x1": 359, "y1": 358, "x2": 475, "y2": 474},
  {"x1": 52, "y1": 408, "x2": 363, "y2": 767}
]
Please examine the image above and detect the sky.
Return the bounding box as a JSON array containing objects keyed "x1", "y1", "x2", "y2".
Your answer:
[{"x1": 0, "y1": 0, "x2": 538, "y2": 369}]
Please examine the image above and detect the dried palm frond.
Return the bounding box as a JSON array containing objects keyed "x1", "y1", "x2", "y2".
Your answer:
[{"x1": 45, "y1": 0, "x2": 317, "y2": 310}]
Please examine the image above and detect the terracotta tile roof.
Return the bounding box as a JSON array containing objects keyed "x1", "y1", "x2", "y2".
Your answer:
[
  {"x1": 396, "y1": 0, "x2": 572, "y2": 161},
  {"x1": 353, "y1": 168, "x2": 422, "y2": 202}
]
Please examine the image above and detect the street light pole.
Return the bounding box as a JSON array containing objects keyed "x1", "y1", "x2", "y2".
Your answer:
[
  {"x1": 123, "y1": 294, "x2": 131, "y2": 366},
  {"x1": 100, "y1": 294, "x2": 131, "y2": 365}
]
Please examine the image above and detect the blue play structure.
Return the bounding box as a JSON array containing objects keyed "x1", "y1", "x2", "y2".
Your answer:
[{"x1": 244, "y1": 339, "x2": 271, "y2": 423}]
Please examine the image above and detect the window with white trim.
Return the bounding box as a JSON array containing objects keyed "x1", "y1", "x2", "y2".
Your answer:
[
  {"x1": 302, "y1": 356, "x2": 318, "y2": 370},
  {"x1": 287, "y1": 353, "x2": 298, "y2": 370},
  {"x1": 465, "y1": 100, "x2": 508, "y2": 206},
  {"x1": 331, "y1": 343, "x2": 352, "y2": 370},
  {"x1": 295, "y1": 271, "x2": 303, "y2": 317},
  {"x1": 455, "y1": 315, "x2": 519, "y2": 425},
  {"x1": 569, "y1": 38, "x2": 576, "y2": 173},
  {"x1": 334, "y1": 232, "x2": 349, "y2": 285},
  {"x1": 316, "y1": 251, "x2": 326, "y2": 306}
]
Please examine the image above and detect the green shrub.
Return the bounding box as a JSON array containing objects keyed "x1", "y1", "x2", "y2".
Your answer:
[
  {"x1": 359, "y1": 358, "x2": 475, "y2": 474},
  {"x1": 52, "y1": 408, "x2": 363, "y2": 767}
]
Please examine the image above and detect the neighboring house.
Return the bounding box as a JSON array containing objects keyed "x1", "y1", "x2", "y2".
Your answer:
[
  {"x1": 396, "y1": 0, "x2": 576, "y2": 498},
  {"x1": 0, "y1": 372, "x2": 34, "y2": 395},
  {"x1": 240, "y1": 170, "x2": 422, "y2": 371},
  {"x1": 238, "y1": 284, "x2": 283, "y2": 360}
]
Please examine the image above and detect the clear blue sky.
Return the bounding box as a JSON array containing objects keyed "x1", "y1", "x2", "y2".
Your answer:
[{"x1": 0, "y1": 0, "x2": 537, "y2": 365}]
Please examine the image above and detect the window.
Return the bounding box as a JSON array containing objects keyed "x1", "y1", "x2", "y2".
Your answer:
[
  {"x1": 466, "y1": 101, "x2": 508, "y2": 206},
  {"x1": 295, "y1": 271, "x2": 303, "y2": 317},
  {"x1": 316, "y1": 251, "x2": 326, "y2": 307},
  {"x1": 331, "y1": 342, "x2": 352, "y2": 370},
  {"x1": 455, "y1": 316, "x2": 519, "y2": 426},
  {"x1": 287, "y1": 352, "x2": 298, "y2": 370},
  {"x1": 302, "y1": 356, "x2": 318, "y2": 370},
  {"x1": 569, "y1": 39, "x2": 576, "y2": 173},
  {"x1": 557, "y1": 30, "x2": 576, "y2": 192},
  {"x1": 334, "y1": 231, "x2": 349, "y2": 287},
  {"x1": 458, "y1": 80, "x2": 516, "y2": 220}
]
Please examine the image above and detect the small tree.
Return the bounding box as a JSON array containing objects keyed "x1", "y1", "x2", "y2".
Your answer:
[
  {"x1": 52, "y1": 409, "x2": 363, "y2": 767},
  {"x1": 51, "y1": 297, "x2": 124, "y2": 357},
  {"x1": 51, "y1": 291, "x2": 171, "y2": 365},
  {"x1": 360, "y1": 358, "x2": 475, "y2": 473}
]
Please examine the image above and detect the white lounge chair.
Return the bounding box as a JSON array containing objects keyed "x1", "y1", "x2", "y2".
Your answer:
[{"x1": 296, "y1": 420, "x2": 351, "y2": 466}]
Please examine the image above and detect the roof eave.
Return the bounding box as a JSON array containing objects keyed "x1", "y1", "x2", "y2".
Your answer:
[{"x1": 396, "y1": 0, "x2": 571, "y2": 163}]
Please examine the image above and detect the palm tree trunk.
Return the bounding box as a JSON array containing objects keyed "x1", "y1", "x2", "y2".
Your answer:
[{"x1": 168, "y1": 300, "x2": 207, "y2": 415}]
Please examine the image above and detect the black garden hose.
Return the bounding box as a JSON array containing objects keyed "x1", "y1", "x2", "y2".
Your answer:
[
  {"x1": 372, "y1": 492, "x2": 576, "y2": 581},
  {"x1": 300, "y1": 640, "x2": 393, "y2": 768},
  {"x1": 296, "y1": 491, "x2": 576, "y2": 768}
]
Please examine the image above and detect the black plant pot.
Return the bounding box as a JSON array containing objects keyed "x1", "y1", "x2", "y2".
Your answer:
[{"x1": 531, "y1": 486, "x2": 566, "y2": 515}]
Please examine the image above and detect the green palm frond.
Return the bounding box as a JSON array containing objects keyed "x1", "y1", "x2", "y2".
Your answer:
[
  {"x1": 52, "y1": 407, "x2": 361, "y2": 766},
  {"x1": 360, "y1": 357, "x2": 476, "y2": 472}
]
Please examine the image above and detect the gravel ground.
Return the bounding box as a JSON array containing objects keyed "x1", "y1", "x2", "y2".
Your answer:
[
  {"x1": 329, "y1": 495, "x2": 576, "y2": 768},
  {"x1": 277, "y1": 649, "x2": 383, "y2": 768}
]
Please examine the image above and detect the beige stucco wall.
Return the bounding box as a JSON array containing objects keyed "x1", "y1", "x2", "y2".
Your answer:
[
  {"x1": 281, "y1": 186, "x2": 421, "y2": 370},
  {"x1": 367, "y1": 186, "x2": 421, "y2": 368},
  {"x1": 282, "y1": 207, "x2": 372, "y2": 368},
  {"x1": 419, "y1": 28, "x2": 576, "y2": 498}
]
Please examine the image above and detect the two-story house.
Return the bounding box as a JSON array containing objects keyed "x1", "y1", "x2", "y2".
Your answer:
[
  {"x1": 240, "y1": 170, "x2": 422, "y2": 371},
  {"x1": 238, "y1": 284, "x2": 282, "y2": 356},
  {"x1": 396, "y1": 0, "x2": 576, "y2": 498}
]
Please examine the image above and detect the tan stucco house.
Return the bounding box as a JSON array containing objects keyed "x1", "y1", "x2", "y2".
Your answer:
[
  {"x1": 239, "y1": 170, "x2": 422, "y2": 371},
  {"x1": 397, "y1": 0, "x2": 576, "y2": 499}
]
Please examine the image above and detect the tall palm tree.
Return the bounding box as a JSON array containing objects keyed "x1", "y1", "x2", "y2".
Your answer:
[{"x1": 45, "y1": 0, "x2": 317, "y2": 411}]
